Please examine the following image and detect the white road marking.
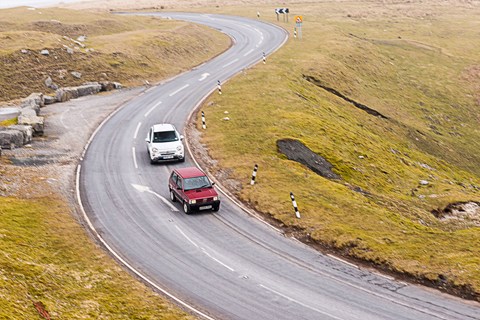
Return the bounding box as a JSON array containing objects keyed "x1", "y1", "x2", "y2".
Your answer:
[
  {"x1": 243, "y1": 48, "x2": 254, "y2": 57},
  {"x1": 175, "y1": 225, "x2": 199, "y2": 248},
  {"x1": 169, "y1": 84, "x2": 190, "y2": 96},
  {"x1": 144, "y1": 101, "x2": 162, "y2": 117},
  {"x1": 134, "y1": 122, "x2": 142, "y2": 140},
  {"x1": 327, "y1": 254, "x2": 359, "y2": 269},
  {"x1": 131, "y1": 183, "x2": 179, "y2": 211},
  {"x1": 201, "y1": 248, "x2": 235, "y2": 272},
  {"x1": 132, "y1": 147, "x2": 138, "y2": 169},
  {"x1": 176, "y1": 226, "x2": 235, "y2": 271},
  {"x1": 198, "y1": 73, "x2": 210, "y2": 81},
  {"x1": 259, "y1": 284, "x2": 344, "y2": 320},
  {"x1": 223, "y1": 58, "x2": 239, "y2": 68}
]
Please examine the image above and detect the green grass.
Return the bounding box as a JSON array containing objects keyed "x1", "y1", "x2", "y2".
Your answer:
[
  {"x1": 0, "y1": 196, "x2": 194, "y2": 319},
  {"x1": 0, "y1": 117, "x2": 17, "y2": 126},
  {"x1": 195, "y1": 1, "x2": 480, "y2": 299}
]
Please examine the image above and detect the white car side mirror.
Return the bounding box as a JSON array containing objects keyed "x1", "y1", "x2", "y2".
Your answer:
[
  {"x1": 180, "y1": 135, "x2": 184, "y2": 140},
  {"x1": 145, "y1": 137, "x2": 150, "y2": 143}
]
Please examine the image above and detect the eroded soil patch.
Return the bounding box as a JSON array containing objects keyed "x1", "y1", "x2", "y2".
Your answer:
[{"x1": 277, "y1": 138, "x2": 341, "y2": 180}]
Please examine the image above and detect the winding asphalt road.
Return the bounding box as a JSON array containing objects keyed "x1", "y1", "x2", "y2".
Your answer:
[{"x1": 78, "y1": 13, "x2": 480, "y2": 320}]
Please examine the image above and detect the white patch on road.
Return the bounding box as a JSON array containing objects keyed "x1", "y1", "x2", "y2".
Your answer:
[{"x1": 169, "y1": 84, "x2": 190, "y2": 97}]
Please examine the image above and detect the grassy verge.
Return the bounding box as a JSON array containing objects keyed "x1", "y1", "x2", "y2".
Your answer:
[
  {"x1": 0, "y1": 195, "x2": 195, "y2": 319},
  {"x1": 194, "y1": 1, "x2": 480, "y2": 299}
]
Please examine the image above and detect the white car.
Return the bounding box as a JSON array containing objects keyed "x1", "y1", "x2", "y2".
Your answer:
[{"x1": 145, "y1": 123, "x2": 185, "y2": 163}]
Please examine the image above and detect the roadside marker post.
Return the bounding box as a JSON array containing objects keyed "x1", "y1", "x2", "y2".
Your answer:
[
  {"x1": 294, "y1": 27, "x2": 297, "y2": 38},
  {"x1": 217, "y1": 80, "x2": 222, "y2": 95},
  {"x1": 250, "y1": 164, "x2": 258, "y2": 185},
  {"x1": 262, "y1": 52, "x2": 266, "y2": 64},
  {"x1": 201, "y1": 111, "x2": 206, "y2": 129},
  {"x1": 290, "y1": 192, "x2": 301, "y2": 219}
]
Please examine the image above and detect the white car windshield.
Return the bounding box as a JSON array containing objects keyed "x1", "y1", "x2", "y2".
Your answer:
[
  {"x1": 184, "y1": 176, "x2": 211, "y2": 191},
  {"x1": 153, "y1": 131, "x2": 178, "y2": 142}
]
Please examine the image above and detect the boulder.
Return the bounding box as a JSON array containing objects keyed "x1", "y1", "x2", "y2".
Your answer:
[
  {"x1": 40, "y1": 49, "x2": 50, "y2": 55},
  {"x1": 21, "y1": 92, "x2": 44, "y2": 115},
  {"x1": 77, "y1": 83, "x2": 101, "y2": 96},
  {"x1": 100, "y1": 81, "x2": 115, "y2": 91},
  {"x1": 17, "y1": 109, "x2": 44, "y2": 136},
  {"x1": 55, "y1": 87, "x2": 78, "y2": 102},
  {"x1": 4, "y1": 125, "x2": 33, "y2": 144},
  {"x1": 71, "y1": 71, "x2": 82, "y2": 79},
  {"x1": 0, "y1": 129, "x2": 24, "y2": 149},
  {"x1": 44, "y1": 95, "x2": 56, "y2": 105}
]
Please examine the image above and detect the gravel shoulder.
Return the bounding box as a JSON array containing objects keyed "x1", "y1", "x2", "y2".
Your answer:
[{"x1": 0, "y1": 87, "x2": 146, "y2": 207}]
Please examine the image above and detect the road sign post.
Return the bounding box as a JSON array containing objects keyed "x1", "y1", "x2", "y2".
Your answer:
[{"x1": 294, "y1": 15, "x2": 303, "y2": 39}]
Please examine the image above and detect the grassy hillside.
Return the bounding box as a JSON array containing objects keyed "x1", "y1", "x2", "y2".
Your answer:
[
  {"x1": 194, "y1": 1, "x2": 480, "y2": 299},
  {"x1": 0, "y1": 7, "x2": 230, "y2": 102}
]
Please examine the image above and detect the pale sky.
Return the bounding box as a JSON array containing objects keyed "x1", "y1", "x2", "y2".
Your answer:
[{"x1": 0, "y1": 0, "x2": 83, "y2": 9}]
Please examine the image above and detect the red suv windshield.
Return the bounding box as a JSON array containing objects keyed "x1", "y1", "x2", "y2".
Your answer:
[{"x1": 183, "y1": 176, "x2": 211, "y2": 191}]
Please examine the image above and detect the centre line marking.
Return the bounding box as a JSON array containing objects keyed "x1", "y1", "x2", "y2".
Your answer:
[
  {"x1": 144, "y1": 101, "x2": 162, "y2": 117},
  {"x1": 134, "y1": 122, "x2": 142, "y2": 140},
  {"x1": 132, "y1": 147, "x2": 138, "y2": 169},
  {"x1": 223, "y1": 58, "x2": 239, "y2": 68},
  {"x1": 259, "y1": 285, "x2": 343, "y2": 320},
  {"x1": 169, "y1": 84, "x2": 190, "y2": 96},
  {"x1": 175, "y1": 226, "x2": 235, "y2": 271},
  {"x1": 243, "y1": 48, "x2": 254, "y2": 57},
  {"x1": 176, "y1": 225, "x2": 199, "y2": 248},
  {"x1": 201, "y1": 248, "x2": 235, "y2": 272}
]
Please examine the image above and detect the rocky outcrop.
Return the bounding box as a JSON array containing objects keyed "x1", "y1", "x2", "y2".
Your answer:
[{"x1": 0, "y1": 81, "x2": 122, "y2": 152}]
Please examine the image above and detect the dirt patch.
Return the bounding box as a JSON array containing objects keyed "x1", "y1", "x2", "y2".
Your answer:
[{"x1": 277, "y1": 138, "x2": 341, "y2": 180}]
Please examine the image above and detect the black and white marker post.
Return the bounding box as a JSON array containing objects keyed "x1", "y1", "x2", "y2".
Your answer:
[
  {"x1": 290, "y1": 192, "x2": 301, "y2": 219},
  {"x1": 201, "y1": 111, "x2": 206, "y2": 129},
  {"x1": 262, "y1": 52, "x2": 266, "y2": 64},
  {"x1": 250, "y1": 164, "x2": 258, "y2": 185},
  {"x1": 217, "y1": 80, "x2": 222, "y2": 95}
]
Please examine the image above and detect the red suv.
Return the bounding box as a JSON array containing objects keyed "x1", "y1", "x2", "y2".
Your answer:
[{"x1": 169, "y1": 167, "x2": 220, "y2": 214}]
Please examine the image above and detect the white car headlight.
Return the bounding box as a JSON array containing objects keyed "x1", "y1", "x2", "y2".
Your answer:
[
  {"x1": 176, "y1": 145, "x2": 183, "y2": 151},
  {"x1": 213, "y1": 196, "x2": 218, "y2": 201},
  {"x1": 189, "y1": 199, "x2": 196, "y2": 204},
  {"x1": 152, "y1": 147, "x2": 158, "y2": 153}
]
